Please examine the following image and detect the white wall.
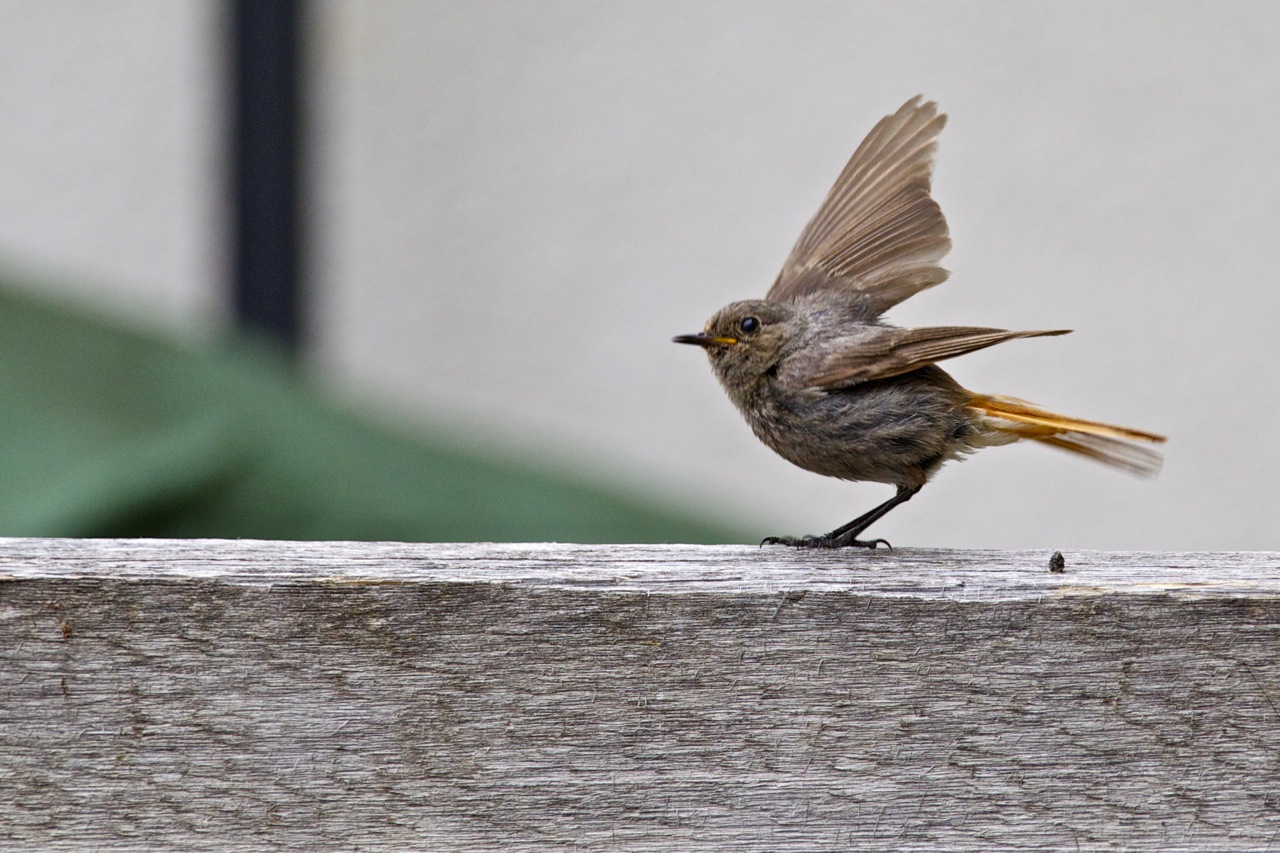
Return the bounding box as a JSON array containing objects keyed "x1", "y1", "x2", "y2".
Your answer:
[
  {"x1": 0, "y1": 0, "x2": 224, "y2": 331},
  {"x1": 3, "y1": 1, "x2": 1277, "y2": 549}
]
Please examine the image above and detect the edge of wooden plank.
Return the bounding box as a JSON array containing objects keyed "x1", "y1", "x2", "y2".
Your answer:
[{"x1": 0, "y1": 538, "x2": 1277, "y2": 601}]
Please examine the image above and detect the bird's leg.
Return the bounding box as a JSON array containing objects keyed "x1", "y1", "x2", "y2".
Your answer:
[{"x1": 762, "y1": 485, "x2": 921, "y2": 549}]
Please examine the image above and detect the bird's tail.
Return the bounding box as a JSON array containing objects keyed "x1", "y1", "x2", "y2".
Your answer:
[{"x1": 966, "y1": 393, "x2": 1166, "y2": 477}]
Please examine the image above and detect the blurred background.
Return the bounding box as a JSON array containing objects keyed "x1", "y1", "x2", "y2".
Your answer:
[{"x1": 0, "y1": 1, "x2": 1276, "y2": 549}]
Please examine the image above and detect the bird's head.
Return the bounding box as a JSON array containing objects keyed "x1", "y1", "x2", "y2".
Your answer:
[{"x1": 673, "y1": 299, "x2": 802, "y2": 397}]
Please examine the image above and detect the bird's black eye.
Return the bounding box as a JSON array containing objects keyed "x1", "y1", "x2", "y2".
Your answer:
[{"x1": 739, "y1": 316, "x2": 760, "y2": 334}]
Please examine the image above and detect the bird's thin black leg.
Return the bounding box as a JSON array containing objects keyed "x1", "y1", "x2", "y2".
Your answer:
[{"x1": 763, "y1": 485, "x2": 922, "y2": 549}]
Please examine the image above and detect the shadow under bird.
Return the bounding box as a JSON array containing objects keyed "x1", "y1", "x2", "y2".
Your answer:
[{"x1": 675, "y1": 96, "x2": 1165, "y2": 548}]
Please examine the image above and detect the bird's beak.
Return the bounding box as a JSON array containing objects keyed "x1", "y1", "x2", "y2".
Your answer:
[{"x1": 673, "y1": 332, "x2": 737, "y2": 348}]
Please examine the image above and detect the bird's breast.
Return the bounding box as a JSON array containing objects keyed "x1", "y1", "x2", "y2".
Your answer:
[{"x1": 731, "y1": 369, "x2": 973, "y2": 487}]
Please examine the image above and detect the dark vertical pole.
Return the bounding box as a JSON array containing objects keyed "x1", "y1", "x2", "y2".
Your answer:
[{"x1": 229, "y1": 0, "x2": 304, "y2": 353}]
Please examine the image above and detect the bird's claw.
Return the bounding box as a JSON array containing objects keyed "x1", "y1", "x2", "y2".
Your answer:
[{"x1": 761, "y1": 535, "x2": 892, "y2": 550}]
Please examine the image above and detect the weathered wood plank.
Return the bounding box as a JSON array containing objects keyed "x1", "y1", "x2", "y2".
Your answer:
[{"x1": 2, "y1": 539, "x2": 1279, "y2": 850}]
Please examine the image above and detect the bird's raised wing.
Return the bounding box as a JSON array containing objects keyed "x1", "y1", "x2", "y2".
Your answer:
[
  {"x1": 767, "y1": 97, "x2": 951, "y2": 316},
  {"x1": 807, "y1": 326, "x2": 1070, "y2": 390}
]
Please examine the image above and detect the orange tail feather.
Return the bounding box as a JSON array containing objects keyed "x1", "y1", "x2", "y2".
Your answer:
[{"x1": 967, "y1": 394, "x2": 1166, "y2": 477}]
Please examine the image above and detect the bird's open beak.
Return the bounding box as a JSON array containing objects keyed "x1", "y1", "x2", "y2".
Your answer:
[{"x1": 673, "y1": 332, "x2": 737, "y2": 348}]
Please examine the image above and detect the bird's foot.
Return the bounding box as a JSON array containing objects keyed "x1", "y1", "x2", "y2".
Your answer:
[{"x1": 761, "y1": 534, "x2": 891, "y2": 550}]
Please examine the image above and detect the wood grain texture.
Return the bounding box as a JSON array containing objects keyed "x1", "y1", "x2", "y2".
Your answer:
[{"x1": 2, "y1": 539, "x2": 1279, "y2": 851}]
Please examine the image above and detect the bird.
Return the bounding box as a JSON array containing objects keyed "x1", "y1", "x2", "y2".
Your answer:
[{"x1": 673, "y1": 96, "x2": 1165, "y2": 549}]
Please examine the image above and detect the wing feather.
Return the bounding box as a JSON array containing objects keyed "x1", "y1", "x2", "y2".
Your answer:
[
  {"x1": 767, "y1": 97, "x2": 951, "y2": 314},
  {"x1": 809, "y1": 327, "x2": 1070, "y2": 389}
]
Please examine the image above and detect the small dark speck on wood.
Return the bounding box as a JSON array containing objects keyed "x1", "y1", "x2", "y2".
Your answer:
[{"x1": 1050, "y1": 550, "x2": 1066, "y2": 573}]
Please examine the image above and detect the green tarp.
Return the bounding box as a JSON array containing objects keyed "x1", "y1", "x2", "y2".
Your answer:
[{"x1": 0, "y1": 285, "x2": 740, "y2": 543}]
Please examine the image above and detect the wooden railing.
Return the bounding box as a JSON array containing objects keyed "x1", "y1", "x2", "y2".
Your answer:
[{"x1": 3, "y1": 539, "x2": 1278, "y2": 850}]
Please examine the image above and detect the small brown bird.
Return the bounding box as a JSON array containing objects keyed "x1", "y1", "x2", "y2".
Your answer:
[{"x1": 675, "y1": 97, "x2": 1165, "y2": 548}]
